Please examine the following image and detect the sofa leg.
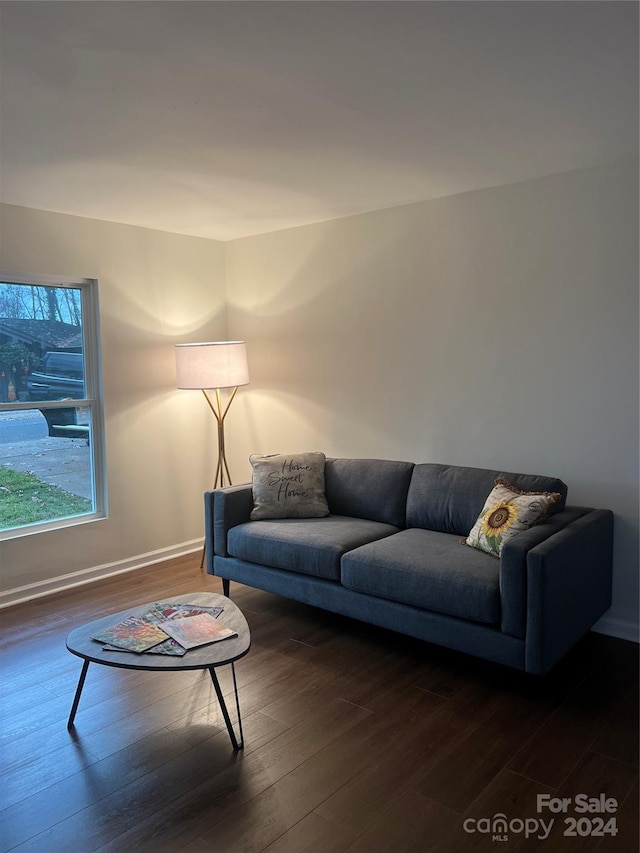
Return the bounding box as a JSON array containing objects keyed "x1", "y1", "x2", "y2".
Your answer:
[{"x1": 222, "y1": 578, "x2": 230, "y2": 597}]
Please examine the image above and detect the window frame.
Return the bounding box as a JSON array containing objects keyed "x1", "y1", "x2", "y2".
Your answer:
[{"x1": 0, "y1": 271, "x2": 107, "y2": 538}]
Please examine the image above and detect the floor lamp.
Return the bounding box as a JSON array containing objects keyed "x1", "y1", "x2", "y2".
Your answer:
[
  {"x1": 175, "y1": 340, "x2": 250, "y2": 487},
  {"x1": 175, "y1": 341, "x2": 249, "y2": 569}
]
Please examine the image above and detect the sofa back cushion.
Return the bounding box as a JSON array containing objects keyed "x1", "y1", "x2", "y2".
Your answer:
[
  {"x1": 406, "y1": 463, "x2": 568, "y2": 536},
  {"x1": 325, "y1": 458, "x2": 414, "y2": 527}
]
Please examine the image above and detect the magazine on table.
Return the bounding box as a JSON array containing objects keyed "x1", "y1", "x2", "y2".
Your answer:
[
  {"x1": 95, "y1": 601, "x2": 227, "y2": 655},
  {"x1": 160, "y1": 613, "x2": 237, "y2": 650},
  {"x1": 148, "y1": 602, "x2": 224, "y2": 622},
  {"x1": 91, "y1": 615, "x2": 169, "y2": 653},
  {"x1": 101, "y1": 634, "x2": 187, "y2": 656}
]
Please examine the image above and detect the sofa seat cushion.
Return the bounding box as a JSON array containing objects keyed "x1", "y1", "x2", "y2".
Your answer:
[
  {"x1": 341, "y1": 528, "x2": 501, "y2": 624},
  {"x1": 227, "y1": 515, "x2": 400, "y2": 581}
]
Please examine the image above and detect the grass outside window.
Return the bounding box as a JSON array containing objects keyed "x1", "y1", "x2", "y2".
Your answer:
[{"x1": 0, "y1": 465, "x2": 92, "y2": 530}]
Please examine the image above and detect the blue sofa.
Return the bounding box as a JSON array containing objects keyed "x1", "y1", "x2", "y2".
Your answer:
[{"x1": 205, "y1": 458, "x2": 613, "y2": 675}]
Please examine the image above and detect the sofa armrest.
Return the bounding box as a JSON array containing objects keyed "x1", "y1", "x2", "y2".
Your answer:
[
  {"x1": 524, "y1": 509, "x2": 614, "y2": 675},
  {"x1": 204, "y1": 485, "x2": 253, "y2": 572},
  {"x1": 500, "y1": 507, "x2": 590, "y2": 638}
]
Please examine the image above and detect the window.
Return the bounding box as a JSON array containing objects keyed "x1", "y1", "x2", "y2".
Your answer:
[{"x1": 0, "y1": 273, "x2": 107, "y2": 536}]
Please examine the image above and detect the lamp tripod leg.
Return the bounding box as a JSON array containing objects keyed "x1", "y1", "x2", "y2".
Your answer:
[
  {"x1": 222, "y1": 453, "x2": 232, "y2": 485},
  {"x1": 200, "y1": 387, "x2": 238, "y2": 573}
]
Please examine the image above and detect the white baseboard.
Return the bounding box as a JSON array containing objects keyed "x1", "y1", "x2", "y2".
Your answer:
[
  {"x1": 0, "y1": 538, "x2": 204, "y2": 609},
  {"x1": 592, "y1": 614, "x2": 640, "y2": 644}
]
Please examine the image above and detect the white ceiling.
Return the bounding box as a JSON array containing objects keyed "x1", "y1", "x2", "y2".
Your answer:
[{"x1": 1, "y1": 1, "x2": 637, "y2": 241}]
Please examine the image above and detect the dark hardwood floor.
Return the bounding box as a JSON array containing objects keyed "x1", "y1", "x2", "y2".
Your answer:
[{"x1": 1, "y1": 555, "x2": 637, "y2": 852}]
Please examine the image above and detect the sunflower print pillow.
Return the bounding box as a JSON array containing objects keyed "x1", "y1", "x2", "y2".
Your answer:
[{"x1": 465, "y1": 478, "x2": 561, "y2": 557}]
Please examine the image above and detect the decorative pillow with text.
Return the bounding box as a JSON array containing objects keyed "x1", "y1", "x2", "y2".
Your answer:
[
  {"x1": 465, "y1": 477, "x2": 560, "y2": 557},
  {"x1": 250, "y1": 452, "x2": 330, "y2": 520}
]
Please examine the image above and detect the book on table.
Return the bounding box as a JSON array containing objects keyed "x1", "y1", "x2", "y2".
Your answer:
[{"x1": 160, "y1": 613, "x2": 237, "y2": 650}]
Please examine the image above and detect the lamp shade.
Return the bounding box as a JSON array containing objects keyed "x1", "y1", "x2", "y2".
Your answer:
[{"x1": 175, "y1": 341, "x2": 249, "y2": 390}]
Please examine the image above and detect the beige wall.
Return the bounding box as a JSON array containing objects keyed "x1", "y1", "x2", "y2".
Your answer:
[
  {"x1": 0, "y1": 204, "x2": 227, "y2": 592},
  {"x1": 226, "y1": 161, "x2": 639, "y2": 638},
  {"x1": 1, "y1": 161, "x2": 638, "y2": 638}
]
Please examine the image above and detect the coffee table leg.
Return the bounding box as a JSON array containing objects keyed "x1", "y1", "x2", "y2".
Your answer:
[
  {"x1": 208, "y1": 663, "x2": 244, "y2": 750},
  {"x1": 67, "y1": 659, "x2": 90, "y2": 729}
]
